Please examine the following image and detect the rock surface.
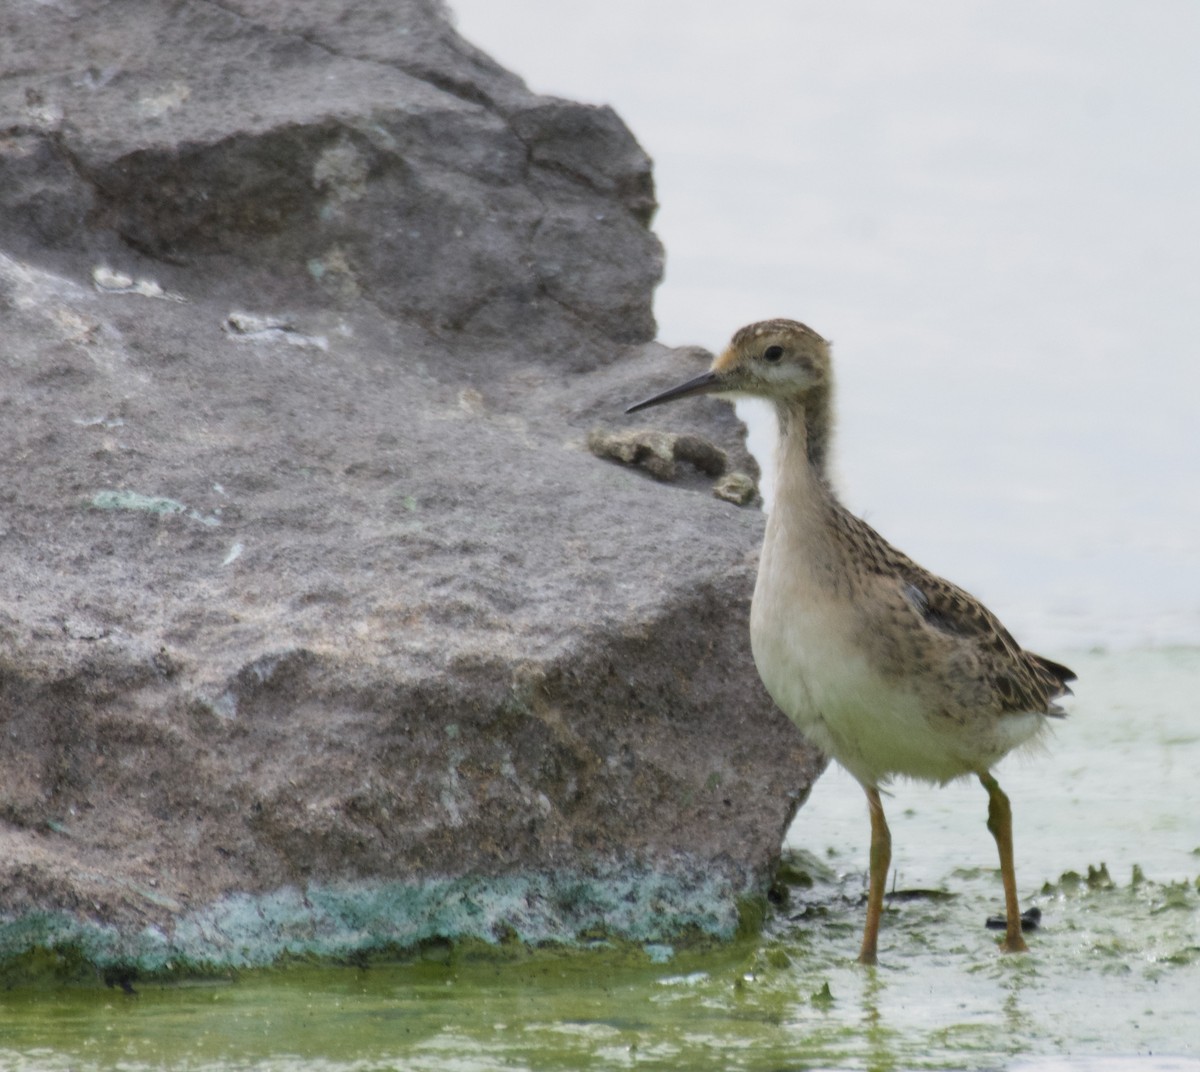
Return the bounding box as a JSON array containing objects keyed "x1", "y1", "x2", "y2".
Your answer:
[{"x1": 0, "y1": 0, "x2": 824, "y2": 977}]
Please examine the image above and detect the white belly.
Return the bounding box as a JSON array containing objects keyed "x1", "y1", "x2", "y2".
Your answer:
[{"x1": 749, "y1": 543, "x2": 1029, "y2": 787}]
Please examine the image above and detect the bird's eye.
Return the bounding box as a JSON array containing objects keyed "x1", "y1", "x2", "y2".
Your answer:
[{"x1": 763, "y1": 345, "x2": 784, "y2": 362}]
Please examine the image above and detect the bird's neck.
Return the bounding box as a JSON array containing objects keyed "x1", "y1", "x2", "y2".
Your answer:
[
  {"x1": 767, "y1": 392, "x2": 843, "y2": 562},
  {"x1": 763, "y1": 391, "x2": 849, "y2": 589},
  {"x1": 774, "y1": 389, "x2": 834, "y2": 489}
]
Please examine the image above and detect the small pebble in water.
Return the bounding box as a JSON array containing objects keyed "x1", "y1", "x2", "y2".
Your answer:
[{"x1": 986, "y1": 906, "x2": 1042, "y2": 932}]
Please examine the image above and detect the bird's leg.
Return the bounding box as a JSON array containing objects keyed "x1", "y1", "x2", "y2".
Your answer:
[
  {"x1": 858, "y1": 786, "x2": 891, "y2": 966},
  {"x1": 979, "y1": 771, "x2": 1029, "y2": 954}
]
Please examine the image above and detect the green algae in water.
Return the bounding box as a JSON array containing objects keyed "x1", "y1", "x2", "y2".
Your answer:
[{"x1": 2, "y1": 867, "x2": 1197, "y2": 1072}]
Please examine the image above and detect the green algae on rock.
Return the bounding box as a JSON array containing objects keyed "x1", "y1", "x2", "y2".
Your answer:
[{"x1": 0, "y1": 866, "x2": 756, "y2": 985}]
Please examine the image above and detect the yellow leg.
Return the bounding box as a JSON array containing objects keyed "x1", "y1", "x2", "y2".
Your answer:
[
  {"x1": 979, "y1": 771, "x2": 1029, "y2": 954},
  {"x1": 858, "y1": 786, "x2": 891, "y2": 966}
]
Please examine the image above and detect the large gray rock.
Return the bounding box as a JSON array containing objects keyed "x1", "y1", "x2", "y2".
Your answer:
[
  {"x1": 0, "y1": 0, "x2": 824, "y2": 977},
  {"x1": 0, "y1": 0, "x2": 658, "y2": 345}
]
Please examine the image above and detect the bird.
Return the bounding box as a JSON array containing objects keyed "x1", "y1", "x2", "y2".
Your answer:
[{"x1": 626, "y1": 318, "x2": 1075, "y2": 965}]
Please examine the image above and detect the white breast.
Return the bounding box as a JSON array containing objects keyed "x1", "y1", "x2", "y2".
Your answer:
[{"x1": 749, "y1": 528, "x2": 1009, "y2": 788}]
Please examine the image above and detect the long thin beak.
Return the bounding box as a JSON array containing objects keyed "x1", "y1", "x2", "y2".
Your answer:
[{"x1": 625, "y1": 370, "x2": 722, "y2": 414}]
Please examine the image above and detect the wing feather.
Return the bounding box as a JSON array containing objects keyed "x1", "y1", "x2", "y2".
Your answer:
[{"x1": 828, "y1": 499, "x2": 1075, "y2": 714}]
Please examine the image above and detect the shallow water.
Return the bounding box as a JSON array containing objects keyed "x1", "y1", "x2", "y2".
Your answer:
[{"x1": 4, "y1": 649, "x2": 1196, "y2": 1070}]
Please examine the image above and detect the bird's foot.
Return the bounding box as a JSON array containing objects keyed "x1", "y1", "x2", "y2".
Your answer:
[{"x1": 999, "y1": 933, "x2": 1030, "y2": 954}]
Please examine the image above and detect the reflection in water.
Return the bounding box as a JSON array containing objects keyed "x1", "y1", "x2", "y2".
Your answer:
[
  {"x1": 859, "y1": 968, "x2": 896, "y2": 1072},
  {"x1": 1002, "y1": 978, "x2": 1029, "y2": 1059}
]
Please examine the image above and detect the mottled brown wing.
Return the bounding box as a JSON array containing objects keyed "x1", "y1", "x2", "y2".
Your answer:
[
  {"x1": 897, "y1": 562, "x2": 1075, "y2": 714},
  {"x1": 831, "y1": 501, "x2": 1076, "y2": 714}
]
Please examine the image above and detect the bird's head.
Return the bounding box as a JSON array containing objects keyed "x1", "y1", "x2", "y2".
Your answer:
[{"x1": 627, "y1": 319, "x2": 831, "y2": 414}]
